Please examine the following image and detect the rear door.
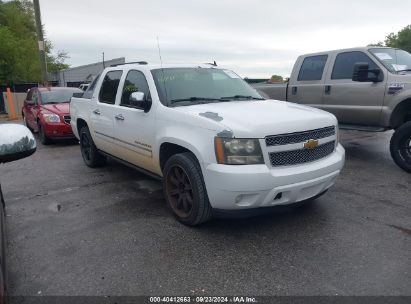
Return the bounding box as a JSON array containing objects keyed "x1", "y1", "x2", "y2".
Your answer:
[
  {"x1": 321, "y1": 51, "x2": 387, "y2": 126},
  {"x1": 113, "y1": 69, "x2": 155, "y2": 171},
  {"x1": 287, "y1": 54, "x2": 329, "y2": 106},
  {"x1": 90, "y1": 70, "x2": 123, "y2": 156}
]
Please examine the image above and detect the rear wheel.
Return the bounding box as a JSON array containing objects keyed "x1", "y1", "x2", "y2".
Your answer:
[
  {"x1": 163, "y1": 152, "x2": 212, "y2": 226},
  {"x1": 79, "y1": 126, "x2": 106, "y2": 167},
  {"x1": 37, "y1": 121, "x2": 51, "y2": 145},
  {"x1": 390, "y1": 121, "x2": 411, "y2": 173}
]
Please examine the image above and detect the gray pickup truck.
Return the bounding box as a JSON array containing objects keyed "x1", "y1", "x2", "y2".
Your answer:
[{"x1": 253, "y1": 47, "x2": 411, "y2": 173}]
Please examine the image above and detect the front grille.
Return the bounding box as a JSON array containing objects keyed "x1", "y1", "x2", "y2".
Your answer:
[
  {"x1": 265, "y1": 126, "x2": 335, "y2": 146},
  {"x1": 269, "y1": 141, "x2": 335, "y2": 167},
  {"x1": 64, "y1": 115, "x2": 71, "y2": 124}
]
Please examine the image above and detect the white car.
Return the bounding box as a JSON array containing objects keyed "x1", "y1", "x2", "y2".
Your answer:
[{"x1": 70, "y1": 63, "x2": 345, "y2": 225}]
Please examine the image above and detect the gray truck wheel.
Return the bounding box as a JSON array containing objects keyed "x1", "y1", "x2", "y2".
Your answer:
[
  {"x1": 163, "y1": 152, "x2": 212, "y2": 226},
  {"x1": 79, "y1": 126, "x2": 106, "y2": 168},
  {"x1": 390, "y1": 121, "x2": 411, "y2": 173}
]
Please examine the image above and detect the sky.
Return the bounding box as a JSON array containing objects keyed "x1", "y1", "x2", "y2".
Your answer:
[{"x1": 39, "y1": 0, "x2": 411, "y2": 78}]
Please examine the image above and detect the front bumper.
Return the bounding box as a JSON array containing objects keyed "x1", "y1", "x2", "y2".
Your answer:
[
  {"x1": 43, "y1": 122, "x2": 74, "y2": 139},
  {"x1": 203, "y1": 144, "x2": 345, "y2": 210}
]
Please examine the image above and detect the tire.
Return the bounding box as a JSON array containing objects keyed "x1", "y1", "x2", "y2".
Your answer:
[
  {"x1": 163, "y1": 152, "x2": 212, "y2": 226},
  {"x1": 79, "y1": 126, "x2": 106, "y2": 168},
  {"x1": 37, "y1": 121, "x2": 51, "y2": 145},
  {"x1": 390, "y1": 121, "x2": 411, "y2": 173}
]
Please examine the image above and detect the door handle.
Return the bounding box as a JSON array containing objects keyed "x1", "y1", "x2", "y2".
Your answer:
[
  {"x1": 115, "y1": 114, "x2": 125, "y2": 121},
  {"x1": 324, "y1": 85, "x2": 331, "y2": 95},
  {"x1": 93, "y1": 109, "x2": 101, "y2": 115},
  {"x1": 291, "y1": 86, "x2": 298, "y2": 95}
]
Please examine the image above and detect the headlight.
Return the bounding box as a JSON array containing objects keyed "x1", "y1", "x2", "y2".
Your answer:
[
  {"x1": 215, "y1": 137, "x2": 264, "y2": 165},
  {"x1": 43, "y1": 113, "x2": 60, "y2": 123}
]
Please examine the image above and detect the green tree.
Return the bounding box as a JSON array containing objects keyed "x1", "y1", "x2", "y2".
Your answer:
[
  {"x1": 45, "y1": 40, "x2": 69, "y2": 73},
  {"x1": 369, "y1": 25, "x2": 411, "y2": 53},
  {"x1": 0, "y1": 0, "x2": 69, "y2": 84},
  {"x1": 269, "y1": 75, "x2": 284, "y2": 83},
  {"x1": 384, "y1": 25, "x2": 411, "y2": 52}
]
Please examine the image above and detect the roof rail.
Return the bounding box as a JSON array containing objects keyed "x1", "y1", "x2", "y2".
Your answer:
[{"x1": 110, "y1": 61, "x2": 148, "y2": 67}]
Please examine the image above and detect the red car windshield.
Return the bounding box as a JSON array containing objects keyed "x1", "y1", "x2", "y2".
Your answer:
[{"x1": 40, "y1": 89, "x2": 82, "y2": 104}]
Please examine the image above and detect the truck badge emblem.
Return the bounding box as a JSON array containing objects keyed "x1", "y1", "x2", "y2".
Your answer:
[{"x1": 304, "y1": 139, "x2": 319, "y2": 149}]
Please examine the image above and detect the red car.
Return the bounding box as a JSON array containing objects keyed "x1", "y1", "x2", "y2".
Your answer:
[{"x1": 22, "y1": 87, "x2": 83, "y2": 144}]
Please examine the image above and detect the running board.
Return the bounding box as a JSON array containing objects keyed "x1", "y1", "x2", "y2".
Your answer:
[{"x1": 98, "y1": 150, "x2": 163, "y2": 181}]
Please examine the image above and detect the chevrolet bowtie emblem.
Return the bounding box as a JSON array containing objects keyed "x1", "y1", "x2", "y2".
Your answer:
[{"x1": 303, "y1": 139, "x2": 319, "y2": 149}]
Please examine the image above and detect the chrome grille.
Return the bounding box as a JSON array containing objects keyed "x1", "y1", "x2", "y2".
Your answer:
[
  {"x1": 64, "y1": 115, "x2": 71, "y2": 124},
  {"x1": 265, "y1": 126, "x2": 335, "y2": 146},
  {"x1": 269, "y1": 141, "x2": 335, "y2": 167}
]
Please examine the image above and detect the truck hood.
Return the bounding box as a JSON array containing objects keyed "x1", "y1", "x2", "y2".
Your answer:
[
  {"x1": 41, "y1": 103, "x2": 70, "y2": 115},
  {"x1": 173, "y1": 100, "x2": 337, "y2": 138}
]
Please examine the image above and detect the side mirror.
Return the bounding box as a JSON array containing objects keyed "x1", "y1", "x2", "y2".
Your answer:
[
  {"x1": 129, "y1": 92, "x2": 152, "y2": 113},
  {"x1": 352, "y1": 62, "x2": 382, "y2": 82},
  {"x1": 0, "y1": 124, "x2": 36, "y2": 164}
]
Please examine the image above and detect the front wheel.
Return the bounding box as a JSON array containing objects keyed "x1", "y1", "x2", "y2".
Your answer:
[
  {"x1": 390, "y1": 121, "x2": 411, "y2": 173},
  {"x1": 79, "y1": 126, "x2": 106, "y2": 168},
  {"x1": 37, "y1": 121, "x2": 51, "y2": 145},
  {"x1": 163, "y1": 152, "x2": 212, "y2": 226},
  {"x1": 23, "y1": 115, "x2": 33, "y2": 132}
]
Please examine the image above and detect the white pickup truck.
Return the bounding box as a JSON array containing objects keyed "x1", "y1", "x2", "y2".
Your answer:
[{"x1": 70, "y1": 62, "x2": 345, "y2": 225}]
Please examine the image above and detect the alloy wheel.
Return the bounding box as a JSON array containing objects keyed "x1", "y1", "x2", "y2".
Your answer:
[{"x1": 165, "y1": 165, "x2": 194, "y2": 218}]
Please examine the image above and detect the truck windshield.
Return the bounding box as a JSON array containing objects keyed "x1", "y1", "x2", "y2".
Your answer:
[
  {"x1": 369, "y1": 48, "x2": 411, "y2": 73},
  {"x1": 151, "y1": 68, "x2": 264, "y2": 106},
  {"x1": 41, "y1": 89, "x2": 83, "y2": 104}
]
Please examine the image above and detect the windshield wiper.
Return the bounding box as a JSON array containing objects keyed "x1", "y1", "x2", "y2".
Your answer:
[
  {"x1": 220, "y1": 95, "x2": 265, "y2": 100},
  {"x1": 171, "y1": 97, "x2": 221, "y2": 104},
  {"x1": 397, "y1": 69, "x2": 411, "y2": 73}
]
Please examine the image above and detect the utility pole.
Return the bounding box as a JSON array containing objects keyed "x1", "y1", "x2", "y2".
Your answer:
[{"x1": 33, "y1": 0, "x2": 48, "y2": 85}]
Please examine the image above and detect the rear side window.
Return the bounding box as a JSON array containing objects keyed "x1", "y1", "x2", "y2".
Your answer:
[
  {"x1": 332, "y1": 51, "x2": 378, "y2": 80},
  {"x1": 121, "y1": 70, "x2": 150, "y2": 107},
  {"x1": 298, "y1": 55, "x2": 328, "y2": 81},
  {"x1": 99, "y1": 71, "x2": 123, "y2": 104},
  {"x1": 26, "y1": 90, "x2": 33, "y2": 101}
]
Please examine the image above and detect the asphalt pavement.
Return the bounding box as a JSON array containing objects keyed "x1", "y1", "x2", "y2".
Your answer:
[{"x1": 1, "y1": 129, "x2": 410, "y2": 296}]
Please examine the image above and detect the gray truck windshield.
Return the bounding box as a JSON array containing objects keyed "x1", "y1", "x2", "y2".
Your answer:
[
  {"x1": 370, "y1": 48, "x2": 411, "y2": 73},
  {"x1": 151, "y1": 68, "x2": 263, "y2": 106}
]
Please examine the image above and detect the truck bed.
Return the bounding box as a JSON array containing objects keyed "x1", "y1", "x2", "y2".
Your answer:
[{"x1": 251, "y1": 82, "x2": 288, "y2": 101}]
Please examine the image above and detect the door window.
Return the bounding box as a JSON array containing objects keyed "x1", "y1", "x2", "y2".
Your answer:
[
  {"x1": 331, "y1": 51, "x2": 378, "y2": 80},
  {"x1": 297, "y1": 55, "x2": 328, "y2": 81},
  {"x1": 121, "y1": 70, "x2": 150, "y2": 107},
  {"x1": 99, "y1": 71, "x2": 123, "y2": 104}
]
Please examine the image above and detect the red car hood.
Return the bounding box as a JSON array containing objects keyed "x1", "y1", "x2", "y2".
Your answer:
[{"x1": 41, "y1": 103, "x2": 70, "y2": 115}]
